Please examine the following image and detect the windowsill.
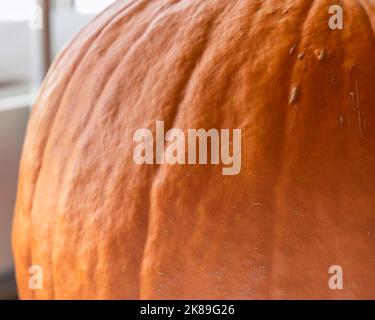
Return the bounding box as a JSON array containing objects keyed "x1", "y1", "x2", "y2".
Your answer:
[{"x1": 0, "y1": 92, "x2": 35, "y2": 112}]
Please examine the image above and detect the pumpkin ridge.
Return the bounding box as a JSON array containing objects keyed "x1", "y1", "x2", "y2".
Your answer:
[
  {"x1": 49, "y1": 9, "x2": 148, "y2": 299},
  {"x1": 63, "y1": 1, "x2": 187, "y2": 299},
  {"x1": 138, "y1": 2, "x2": 229, "y2": 299},
  {"x1": 48, "y1": 5, "x2": 148, "y2": 300},
  {"x1": 138, "y1": 0, "x2": 279, "y2": 299},
  {"x1": 356, "y1": 0, "x2": 375, "y2": 44},
  {"x1": 44, "y1": 0, "x2": 219, "y2": 298},
  {"x1": 139, "y1": 0, "x2": 314, "y2": 300},
  {"x1": 269, "y1": 0, "x2": 375, "y2": 298},
  {"x1": 16, "y1": 0, "x2": 149, "y2": 299},
  {"x1": 261, "y1": 0, "x2": 318, "y2": 298},
  {"x1": 46, "y1": 1, "x2": 174, "y2": 299},
  {"x1": 268, "y1": 0, "x2": 349, "y2": 298}
]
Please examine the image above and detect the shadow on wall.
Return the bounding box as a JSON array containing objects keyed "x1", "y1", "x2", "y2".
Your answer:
[
  {"x1": 0, "y1": 271, "x2": 17, "y2": 300},
  {"x1": 0, "y1": 107, "x2": 29, "y2": 300}
]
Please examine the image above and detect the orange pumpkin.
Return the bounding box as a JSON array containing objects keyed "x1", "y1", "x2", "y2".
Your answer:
[{"x1": 13, "y1": 0, "x2": 375, "y2": 299}]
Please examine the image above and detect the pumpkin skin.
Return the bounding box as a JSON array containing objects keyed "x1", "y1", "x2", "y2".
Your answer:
[{"x1": 12, "y1": 0, "x2": 375, "y2": 299}]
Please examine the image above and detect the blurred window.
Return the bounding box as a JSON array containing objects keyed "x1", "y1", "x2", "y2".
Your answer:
[
  {"x1": 75, "y1": 0, "x2": 116, "y2": 14},
  {"x1": 0, "y1": 1, "x2": 35, "y2": 100},
  {"x1": 0, "y1": 0, "x2": 115, "y2": 102}
]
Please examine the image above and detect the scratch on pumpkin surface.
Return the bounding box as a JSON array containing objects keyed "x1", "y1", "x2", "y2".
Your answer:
[
  {"x1": 349, "y1": 66, "x2": 365, "y2": 139},
  {"x1": 268, "y1": 7, "x2": 278, "y2": 15},
  {"x1": 355, "y1": 79, "x2": 365, "y2": 139},
  {"x1": 283, "y1": 4, "x2": 293, "y2": 14},
  {"x1": 289, "y1": 44, "x2": 296, "y2": 55},
  {"x1": 350, "y1": 91, "x2": 355, "y2": 105},
  {"x1": 289, "y1": 104, "x2": 299, "y2": 132},
  {"x1": 289, "y1": 86, "x2": 299, "y2": 105},
  {"x1": 339, "y1": 115, "x2": 345, "y2": 129},
  {"x1": 314, "y1": 48, "x2": 325, "y2": 61}
]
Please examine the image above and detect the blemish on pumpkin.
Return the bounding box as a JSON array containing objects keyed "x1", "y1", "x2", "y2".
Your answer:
[
  {"x1": 268, "y1": 8, "x2": 278, "y2": 15},
  {"x1": 319, "y1": 51, "x2": 325, "y2": 61},
  {"x1": 350, "y1": 91, "x2": 355, "y2": 103},
  {"x1": 298, "y1": 52, "x2": 304, "y2": 60},
  {"x1": 289, "y1": 45, "x2": 296, "y2": 55},
  {"x1": 330, "y1": 71, "x2": 336, "y2": 83},
  {"x1": 289, "y1": 86, "x2": 299, "y2": 105},
  {"x1": 252, "y1": 202, "x2": 262, "y2": 206},
  {"x1": 283, "y1": 5, "x2": 293, "y2": 14},
  {"x1": 339, "y1": 115, "x2": 345, "y2": 128},
  {"x1": 255, "y1": 265, "x2": 267, "y2": 270},
  {"x1": 239, "y1": 30, "x2": 248, "y2": 39},
  {"x1": 314, "y1": 49, "x2": 325, "y2": 61}
]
